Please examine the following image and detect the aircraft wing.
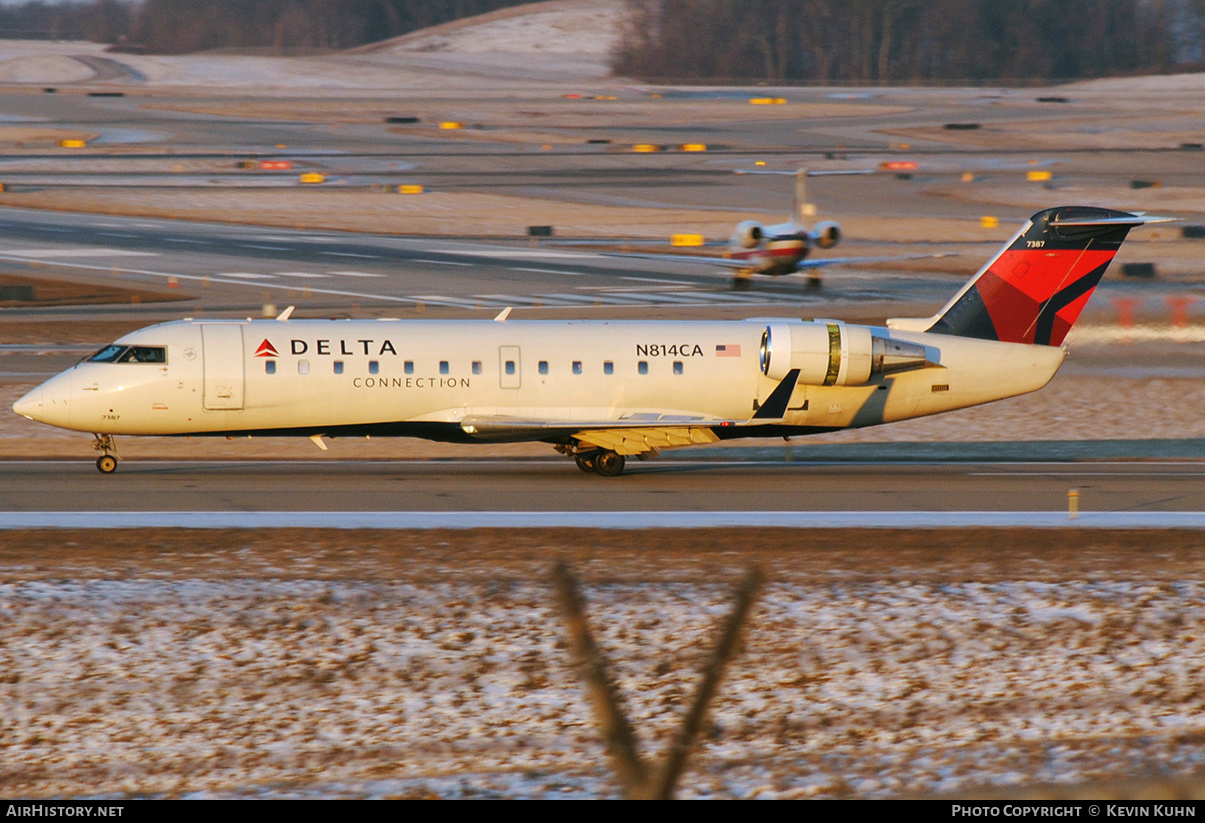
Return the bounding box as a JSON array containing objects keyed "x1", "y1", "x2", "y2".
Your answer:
[
  {"x1": 459, "y1": 417, "x2": 724, "y2": 454},
  {"x1": 602, "y1": 250, "x2": 953, "y2": 269},
  {"x1": 457, "y1": 370, "x2": 802, "y2": 455},
  {"x1": 793, "y1": 251, "x2": 955, "y2": 269}
]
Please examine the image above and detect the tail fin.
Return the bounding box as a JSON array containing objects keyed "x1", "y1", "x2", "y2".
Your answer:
[
  {"x1": 923, "y1": 207, "x2": 1170, "y2": 346},
  {"x1": 794, "y1": 167, "x2": 809, "y2": 223}
]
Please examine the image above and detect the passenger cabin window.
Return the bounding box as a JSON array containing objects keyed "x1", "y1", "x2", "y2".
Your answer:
[
  {"x1": 572, "y1": 361, "x2": 582, "y2": 375},
  {"x1": 404, "y1": 361, "x2": 414, "y2": 375},
  {"x1": 265, "y1": 361, "x2": 276, "y2": 375},
  {"x1": 538, "y1": 361, "x2": 549, "y2": 376},
  {"x1": 603, "y1": 361, "x2": 613, "y2": 375},
  {"x1": 298, "y1": 359, "x2": 310, "y2": 375},
  {"x1": 440, "y1": 361, "x2": 449, "y2": 375},
  {"x1": 89, "y1": 345, "x2": 166, "y2": 364},
  {"x1": 334, "y1": 361, "x2": 344, "y2": 375},
  {"x1": 505, "y1": 361, "x2": 516, "y2": 375},
  {"x1": 472, "y1": 361, "x2": 482, "y2": 375},
  {"x1": 673, "y1": 361, "x2": 683, "y2": 375},
  {"x1": 638, "y1": 361, "x2": 648, "y2": 375},
  {"x1": 369, "y1": 361, "x2": 379, "y2": 375}
]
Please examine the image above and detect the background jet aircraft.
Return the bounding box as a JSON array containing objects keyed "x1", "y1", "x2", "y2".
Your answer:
[
  {"x1": 722, "y1": 167, "x2": 853, "y2": 288},
  {"x1": 613, "y1": 168, "x2": 947, "y2": 290}
]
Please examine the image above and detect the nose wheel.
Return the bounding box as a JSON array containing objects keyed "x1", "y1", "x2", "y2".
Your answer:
[{"x1": 92, "y1": 433, "x2": 119, "y2": 474}]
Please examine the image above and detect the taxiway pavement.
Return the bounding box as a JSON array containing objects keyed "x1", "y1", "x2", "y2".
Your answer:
[{"x1": 5, "y1": 457, "x2": 1204, "y2": 516}]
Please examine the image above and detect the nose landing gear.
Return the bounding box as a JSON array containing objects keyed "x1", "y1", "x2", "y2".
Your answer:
[{"x1": 92, "y1": 434, "x2": 119, "y2": 474}]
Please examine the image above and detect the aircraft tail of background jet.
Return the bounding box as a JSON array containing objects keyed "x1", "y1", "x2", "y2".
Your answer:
[{"x1": 909, "y1": 206, "x2": 1170, "y2": 346}]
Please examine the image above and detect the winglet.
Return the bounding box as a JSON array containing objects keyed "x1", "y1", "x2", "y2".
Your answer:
[
  {"x1": 751, "y1": 369, "x2": 800, "y2": 420},
  {"x1": 494, "y1": 307, "x2": 512, "y2": 322},
  {"x1": 276, "y1": 306, "x2": 295, "y2": 321}
]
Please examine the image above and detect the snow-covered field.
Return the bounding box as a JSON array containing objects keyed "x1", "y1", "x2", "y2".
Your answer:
[
  {"x1": 0, "y1": 0, "x2": 628, "y2": 90},
  {"x1": 4, "y1": 530, "x2": 1205, "y2": 799}
]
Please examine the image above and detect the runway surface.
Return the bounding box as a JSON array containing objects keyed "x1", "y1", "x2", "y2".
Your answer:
[
  {"x1": 5, "y1": 458, "x2": 1204, "y2": 519},
  {"x1": 0, "y1": 206, "x2": 958, "y2": 319}
]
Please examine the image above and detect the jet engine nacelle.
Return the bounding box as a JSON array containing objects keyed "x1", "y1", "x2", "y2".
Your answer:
[
  {"x1": 810, "y1": 220, "x2": 841, "y2": 249},
  {"x1": 733, "y1": 220, "x2": 764, "y2": 249},
  {"x1": 759, "y1": 321, "x2": 930, "y2": 386}
]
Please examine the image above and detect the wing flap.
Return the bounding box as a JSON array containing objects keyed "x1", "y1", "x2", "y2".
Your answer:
[
  {"x1": 459, "y1": 415, "x2": 724, "y2": 455},
  {"x1": 574, "y1": 426, "x2": 720, "y2": 455}
]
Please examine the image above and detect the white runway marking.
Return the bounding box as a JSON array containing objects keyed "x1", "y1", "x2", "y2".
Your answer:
[
  {"x1": 217, "y1": 272, "x2": 276, "y2": 279},
  {"x1": 5, "y1": 258, "x2": 423, "y2": 305},
  {"x1": 413, "y1": 258, "x2": 471, "y2": 266},
  {"x1": 274, "y1": 272, "x2": 330, "y2": 279},
  {"x1": 433, "y1": 250, "x2": 603, "y2": 260},
  {"x1": 619, "y1": 276, "x2": 690, "y2": 284},
  {"x1": 321, "y1": 251, "x2": 379, "y2": 259},
  {"x1": 0, "y1": 248, "x2": 157, "y2": 258},
  {"x1": 475, "y1": 294, "x2": 576, "y2": 306},
  {"x1": 248, "y1": 234, "x2": 336, "y2": 243},
  {"x1": 2, "y1": 511, "x2": 1204, "y2": 529},
  {"x1": 330, "y1": 270, "x2": 386, "y2": 278},
  {"x1": 409, "y1": 295, "x2": 482, "y2": 307},
  {"x1": 513, "y1": 267, "x2": 583, "y2": 276}
]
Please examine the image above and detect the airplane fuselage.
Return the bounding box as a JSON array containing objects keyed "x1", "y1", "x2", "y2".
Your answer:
[
  {"x1": 727, "y1": 221, "x2": 811, "y2": 276},
  {"x1": 15, "y1": 317, "x2": 1066, "y2": 445},
  {"x1": 727, "y1": 227, "x2": 809, "y2": 275}
]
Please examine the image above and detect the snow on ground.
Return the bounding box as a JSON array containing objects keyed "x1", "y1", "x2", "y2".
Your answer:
[
  {"x1": 4, "y1": 533, "x2": 1205, "y2": 799},
  {"x1": 0, "y1": 1, "x2": 629, "y2": 89}
]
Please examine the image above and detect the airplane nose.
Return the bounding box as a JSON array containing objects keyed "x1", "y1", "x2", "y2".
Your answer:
[{"x1": 12, "y1": 386, "x2": 43, "y2": 421}]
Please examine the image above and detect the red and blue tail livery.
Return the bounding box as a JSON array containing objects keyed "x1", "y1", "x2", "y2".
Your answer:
[{"x1": 926, "y1": 207, "x2": 1167, "y2": 346}]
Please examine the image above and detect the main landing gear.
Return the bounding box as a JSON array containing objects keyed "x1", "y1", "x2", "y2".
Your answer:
[
  {"x1": 92, "y1": 433, "x2": 119, "y2": 474},
  {"x1": 562, "y1": 445, "x2": 627, "y2": 477}
]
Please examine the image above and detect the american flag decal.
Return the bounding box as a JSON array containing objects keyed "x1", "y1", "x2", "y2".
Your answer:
[{"x1": 715, "y1": 344, "x2": 741, "y2": 357}]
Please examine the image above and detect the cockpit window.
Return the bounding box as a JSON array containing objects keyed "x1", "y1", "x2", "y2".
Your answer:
[
  {"x1": 119, "y1": 346, "x2": 166, "y2": 363},
  {"x1": 88, "y1": 345, "x2": 166, "y2": 364},
  {"x1": 88, "y1": 345, "x2": 126, "y2": 363}
]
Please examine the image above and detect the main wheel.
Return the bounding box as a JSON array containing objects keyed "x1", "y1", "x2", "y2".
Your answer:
[
  {"x1": 594, "y1": 450, "x2": 626, "y2": 477},
  {"x1": 96, "y1": 455, "x2": 117, "y2": 474},
  {"x1": 574, "y1": 451, "x2": 598, "y2": 473}
]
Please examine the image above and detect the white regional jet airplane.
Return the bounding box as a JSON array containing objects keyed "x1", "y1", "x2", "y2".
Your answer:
[
  {"x1": 14, "y1": 207, "x2": 1166, "y2": 476},
  {"x1": 723, "y1": 167, "x2": 848, "y2": 288}
]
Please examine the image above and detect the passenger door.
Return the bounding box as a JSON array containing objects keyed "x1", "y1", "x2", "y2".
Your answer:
[{"x1": 201, "y1": 324, "x2": 245, "y2": 410}]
